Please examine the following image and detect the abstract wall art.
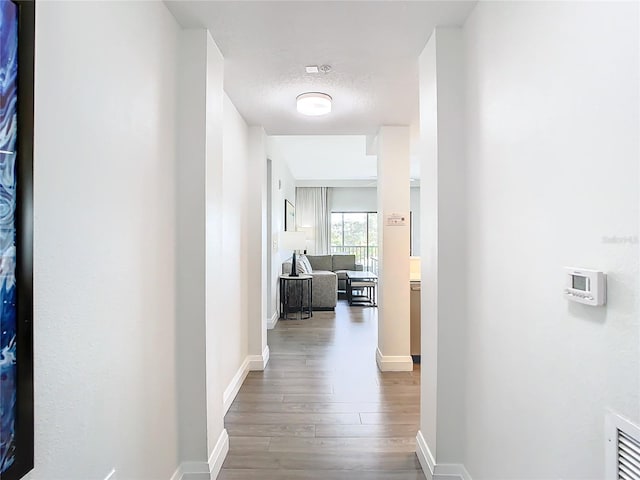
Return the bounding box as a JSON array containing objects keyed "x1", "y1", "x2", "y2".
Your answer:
[
  {"x1": 0, "y1": 1, "x2": 34, "y2": 479},
  {"x1": 285, "y1": 200, "x2": 295, "y2": 232}
]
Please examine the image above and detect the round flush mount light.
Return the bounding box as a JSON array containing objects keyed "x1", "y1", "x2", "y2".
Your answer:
[{"x1": 296, "y1": 92, "x2": 332, "y2": 116}]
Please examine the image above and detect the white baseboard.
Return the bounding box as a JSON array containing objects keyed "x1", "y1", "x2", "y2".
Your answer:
[
  {"x1": 208, "y1": 428, "x2": 229, "y2": 479},
  {"x1": 170, "y1": 461, "x2": 209, "y2": 480},
  {"x1": 170, "y1": 429, "x2": 229, "y2": 480},
  {"x1": 376, "y1": 347, "x2": 413, "y2": 372},
  {"x1": 169, "y1": 465, "x2": 182, "y2": 480},
  {"x1": 170, "y1": 465, "x2": 182, "y2": 480},
  {"x1": 223, "y1": 346, "x2": 270, "y2": 414},
  {"x1": 248, "y1": 345, "x2": 270, "y2": 371},
  {"x1": 223, "y1": 357, "x2": 251, "y2": 414},
  {"x1": 416, "y1": 430, "x2": 436, "y2": 480},
  {"x1": 267, "y1": 311, "x2": 278, "y2": 329},
  {"x1": 416, "y1": 430, "x2": 472, "y2": 480}
]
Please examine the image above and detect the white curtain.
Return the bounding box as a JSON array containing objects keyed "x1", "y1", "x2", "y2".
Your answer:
[{"x1": 295, "y1": 187, "x2": 330, "y2": 255}]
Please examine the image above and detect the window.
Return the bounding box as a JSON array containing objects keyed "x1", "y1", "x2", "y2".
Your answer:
[{"x1": 330, "y1": 212, "x2": 378, "y2": 273}]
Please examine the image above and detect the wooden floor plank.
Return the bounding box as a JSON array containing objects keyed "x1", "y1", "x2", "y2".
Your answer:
[
  {"x1": 237, "y1": 384, "x2": 334, "y2": 394},
  {"x1": 226, "y1": 412, "x2": 361, "y2": 425},
  {"x1": 315, "y1": 424, "x2": 419, "y2": 438},
  {"x1": 222, "y1": 451, "x2": 422, "y2": 471},
  {"x1": 225, "y1": 424, "x2": 315, "y2": 438},
  {"x1": 268, "y1": 436, "x2": 416, "y2": 454},
  {"x1": 241, "y1": 377, "x2": 334, "y2": 387},
  {"x1": 230, "y1": 401, "x2": 418, "y2": 414},
  {"x1": 233, "y1": 393, "x2": 284, "y2": 403},
  {"x1": 219, "y1": 470, "x2": 425, "y2": 480},
  {"x1": 228, "y1": 436, "x2": 271, "y2": 452},
  {"x1": 282, "y1": 393, "x2": 420, "y2": 404},
  {"x1": 360, "y1": 412, "x2": 421, "y2": 425},
  {"x1": 222, "y1": 301, "x2": 423, "y2": 477}
]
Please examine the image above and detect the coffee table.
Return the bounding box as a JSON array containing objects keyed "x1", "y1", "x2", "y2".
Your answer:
[{"x1": 345, "y1": 271, "x2": 377, "y2": 306}]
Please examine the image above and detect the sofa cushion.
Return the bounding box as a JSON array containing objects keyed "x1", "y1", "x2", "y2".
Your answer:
[
  {"x1": 307, "y1": 255, "x2": 332, "y2": 272},
  {"x1": 309, "y1": 270, "x2": 338, "y2": 308},
  {"x1": 332, "y1": 254, "x2": 356, "y2": 271}
]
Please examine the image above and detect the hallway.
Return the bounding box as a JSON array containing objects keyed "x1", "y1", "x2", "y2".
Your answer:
[{"x1": 220, "y1": 301, "x2": 423, "y2": 479}]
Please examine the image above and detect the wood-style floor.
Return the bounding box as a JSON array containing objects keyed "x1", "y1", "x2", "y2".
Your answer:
[{"x1": 220, "y1": 300, "x2": 423, "y2": 480}]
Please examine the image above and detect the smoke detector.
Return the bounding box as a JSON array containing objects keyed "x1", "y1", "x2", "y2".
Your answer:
[{"x1": 304, "y1": 64, "x2": 332, "y2": 74}]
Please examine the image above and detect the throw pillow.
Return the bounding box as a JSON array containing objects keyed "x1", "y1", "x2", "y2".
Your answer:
[
  {"x1": 298, "y1": 254, "x2": 313, "y2": 274},
  {"x1": 295, "y1": 256, "x2": 307, "y2": 274}
]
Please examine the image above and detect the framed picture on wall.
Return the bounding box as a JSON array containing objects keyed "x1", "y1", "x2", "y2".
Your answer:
[
  {"x1": 0, "y1": 1, "x2": 35, "y2": 479},
  {"x1": 285, "y1": 199, "x2": 295, "y2": 231}
]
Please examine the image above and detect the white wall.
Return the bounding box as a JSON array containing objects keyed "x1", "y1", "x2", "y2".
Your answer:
[
  {"x1": 176, "y1": 29, "x2": 210, "y2": 466},
  {"x1": 418, "y1": 26, "x2": 467, "y2": 467},
  {"x1": 419, "y1": 33, "x2": 439, "y2": 460},
  {"x1": 462, "y1": 3, "x2": 639, "y2": 478},
  {"x1": 247, "y1": 127, "x2": 268, "y2": 359},
  {"x1": 202, "y1": 30, "x2": 228, "y2": 470},
  {"x1": 266, "y1": 138, "x2": 297, "y2": 321},
  {"x1": 32, "y1": 2, "x2": 180, "y2": 479},
  {"x1": 220, "y1": 94, "x2": 250, "y2": 390},
  {"x1": 174, "y1": 28, "x2": 251, "y2": 476}
]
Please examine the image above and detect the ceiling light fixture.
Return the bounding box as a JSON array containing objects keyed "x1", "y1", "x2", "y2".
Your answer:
[{"x1": 296, "y1": 92, "x2": 332, "y2": 116}]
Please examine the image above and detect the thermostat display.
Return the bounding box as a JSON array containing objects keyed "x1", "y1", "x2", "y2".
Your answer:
[
  {"x1": 564, "y1": 267, "x2": 606, "y2": 306},
  {"x1": 572, "y1": 275, "x2": 588, "y2": 291}
]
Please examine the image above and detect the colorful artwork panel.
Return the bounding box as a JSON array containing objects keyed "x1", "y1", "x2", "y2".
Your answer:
[{"x1": 0, "y1": 0, "x2": 18, "y2": 473}]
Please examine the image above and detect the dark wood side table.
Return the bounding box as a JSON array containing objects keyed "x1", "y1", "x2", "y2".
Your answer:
[{"x1": 279, "y1": 274, "x2": 313, "y2": 320}]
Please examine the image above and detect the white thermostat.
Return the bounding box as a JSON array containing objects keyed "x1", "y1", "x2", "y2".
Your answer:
[
  {"x1": 385, "y1": 213, "x2": 408, "y2": 226},
  {"x1": 564, "y1": 267, "x2": 606, "y2": 306}
]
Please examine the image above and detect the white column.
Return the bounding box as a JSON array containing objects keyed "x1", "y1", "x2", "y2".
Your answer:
[
  {"x1": 416, "y1": 27, "x2": 467, "y2": 473},
  {"x1": 376, "y1": 126, "x2": 412, "y2": 372},
  {"x1": 176, "y1": 28, "x2": 229, "y2": 472},
  {"x1": 247, "y1": 127, "x2": 269, "y2": 368},
  {"x1": 203, "y1": 31, "x2": 229, "y2": 469},
  {"x1": 176, "y1": 29, "x2": 210, "y2": 464}
]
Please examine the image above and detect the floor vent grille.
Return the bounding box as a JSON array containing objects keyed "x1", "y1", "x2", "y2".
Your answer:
[{"x1": 607, "y1": 413, "x2": 640, "y2": 480}]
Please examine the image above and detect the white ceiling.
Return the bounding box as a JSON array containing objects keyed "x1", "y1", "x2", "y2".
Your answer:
[
  {"x1": 165, "y1": 1, "x2": 476, "y2": 136},
  {"x1": 269, "y1": 135, "x2": 376, "y2": 181},
  {"x1": 269, "y1": 135, "x2": 422, "y2": 182}
]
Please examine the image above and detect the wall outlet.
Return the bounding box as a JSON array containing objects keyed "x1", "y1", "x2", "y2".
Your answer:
[
  {"x1": 273, "y1": 238, "x2": 278, "y2": 252},
  {"x1": 104, "y1": 469, "x2": 116, "y2": 480}
]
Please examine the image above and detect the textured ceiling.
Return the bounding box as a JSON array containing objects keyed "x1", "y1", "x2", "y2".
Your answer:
[{"x1": 166, "y1": 1, "x2": 476, "y2": 135}]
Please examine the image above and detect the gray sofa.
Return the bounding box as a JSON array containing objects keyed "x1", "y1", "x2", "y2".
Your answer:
[{"x1": 282, "y1": 254, "x2": 363, "y2": 310}]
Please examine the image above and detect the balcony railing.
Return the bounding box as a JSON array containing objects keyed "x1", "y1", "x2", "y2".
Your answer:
[{"x1": 330, "y1": 245, "x2": 379, "y2": 274}]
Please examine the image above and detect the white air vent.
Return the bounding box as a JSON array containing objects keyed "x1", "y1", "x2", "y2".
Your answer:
[
  {"x1": 606, "y1": 412, "x2": 640, "y2": 480},
  {"x1": 618, "y1": 431, "x2": 640, "y2": 479}
]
